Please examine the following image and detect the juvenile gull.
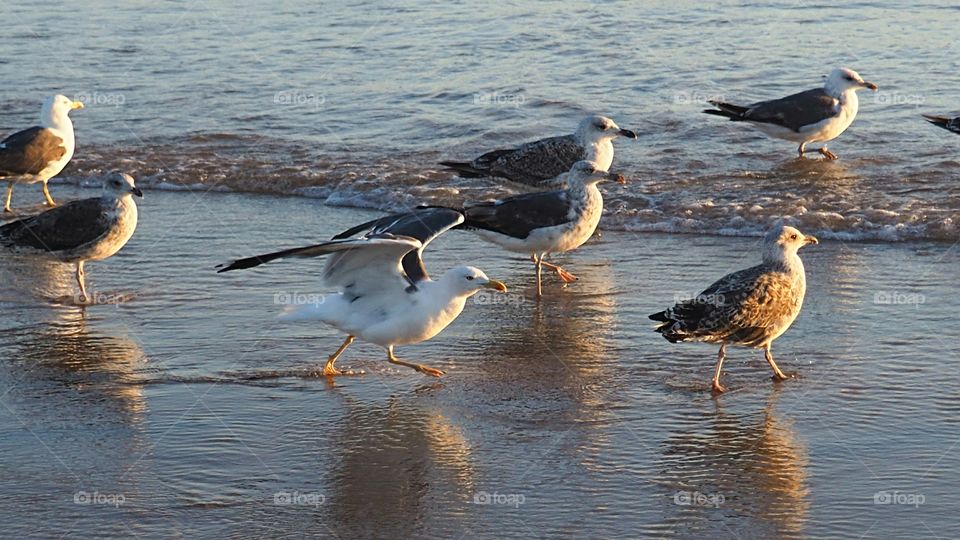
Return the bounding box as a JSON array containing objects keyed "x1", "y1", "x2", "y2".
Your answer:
[
  {"x1": 0, "y1": 172, "x2": 142, "y2": 303},
  {"x1": 704, "y1": 68, "x2": 877, "y2": 160},
  {"x1": 216, "y1": 207, "x2": 507, "y2": 377},
  {"x1": 440, "y1": 115, "x2": 636, "y2": 188},
  {"x1": 922, "y1": 114, "x2": 960, "y2": 135},
  {"x1": 0, "y1": 95, "x2": 85, "y2": 212},
  {"x1": 649, "y1": 225, "x2": 818, "y2": 393},
  {"x1": 458, "y1": 160, "x2": 622, "y2": 297}
]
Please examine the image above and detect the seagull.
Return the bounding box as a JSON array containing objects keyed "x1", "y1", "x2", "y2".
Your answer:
[
  {"x1": 456, "y1": 160, "x2": 622, "y2": 297},
  {"x1": 0, "y1": 172, "x2": 142, "y2": 303},
  {"x1": 216, "y1": 207, "x2": 507, "y2": 377},
  {"x1": 0, "y1": 94, "x2": 85, "y2": 213},
  {"x1": 439, "y1": 115, "x2": 637, "y2": 188},
  {"x1": 922, "y1": 114, "x2": 960, "y2": 135},
  {"x1": 649, "y1": 225, "x2": 818, "y2": 393},
  {"x1": 704, "y1": 67, "x2": 878, "y2": 160}
]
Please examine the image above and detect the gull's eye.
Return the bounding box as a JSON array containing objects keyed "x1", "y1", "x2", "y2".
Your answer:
[
  {"x1": 465, "y1": 275, "x2": 475, "y2": 281},
  {"x1": 594, "y1": 122, "x2": 606, "y2": 130},
  {"x1": 845, "y1": 75, "x2": 854, "y2": 81},
  {"x1": 790, "y1": 234, "x2": 798, "y2": 240}
]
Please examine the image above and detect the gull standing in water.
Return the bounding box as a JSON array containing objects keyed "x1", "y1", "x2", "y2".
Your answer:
[
  {"x1": 0, "y1": 95, "x2": 84, "y2": 212},
  {"x1": 650, "y1": 225, "x2": 818, "y2": 393},
  {"x1": 458, "y1": 160, "x2": 623, "y2": 296},
  {"x1": 0, "y1": 172, "x2": 141, "y2": 303},
  {"x1": 704, "y1": 68, "x2": 877, "y2": 160},
  {"x1": 440, "y1": 115, "x2": 636, "y2": 188},
  {"x1": 217, "y1": 207, "x2": 507, "y2": 377}
]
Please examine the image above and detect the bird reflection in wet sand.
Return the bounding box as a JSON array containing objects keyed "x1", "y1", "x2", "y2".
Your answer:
[
  {"x1": 322, "y1": 393, "x2": 476, "y2": 537},
  {"x1": 7, "y1": 308, "x2": 149, "y2": 420},
  {"x1": 658, "y1": 386, "x2": 810, "y2": 537}
]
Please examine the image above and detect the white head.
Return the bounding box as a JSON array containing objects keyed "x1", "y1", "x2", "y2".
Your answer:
[
  {"x1": 566, "y1": 160, "x2": 626, "y2": 187},
  {"x1": 574, "y1": 115, "x2": 637, "y2": 144},
  {"x1": 823, "y1": 67, "x2": 878, "y2": 96},
  {"x1": 762, "y1": 225, "x2": 818, "y2": 265},
  {"x1": 440, "y1": 266, "x2": 507, "y2": 298},
  {"x1": 40, "y1": 94, "x2": 84, "y2": 128},
  {"x1": 103, "y1": 172, "x2": 143, "y2": 199}
]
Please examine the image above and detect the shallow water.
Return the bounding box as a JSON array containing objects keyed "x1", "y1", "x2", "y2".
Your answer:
[
  {"x1": 0, "y1": 188, "x2": 957, "y2": 537},
  {"x1": 1, "y1": 1, "x2": 958, "y2": 241}
]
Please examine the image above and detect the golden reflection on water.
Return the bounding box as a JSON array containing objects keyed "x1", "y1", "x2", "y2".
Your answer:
[
  {"x1": 323, "y1": 392, "x2": 476, "y2": 536},
  {"x1": 660, "y1": 387, "x2": 810, "y2": 537},
  {"x1": 13, "y1": 308, "x2": 150, "y2": 422}
]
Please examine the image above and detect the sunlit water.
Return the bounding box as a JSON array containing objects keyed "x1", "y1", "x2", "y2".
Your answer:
[
  {"x1": 1, "y1": 1, "x2": 958, "y2": 241},
  {"x1": 0, "y1": 188, "x2": 957, "y2": 537}
]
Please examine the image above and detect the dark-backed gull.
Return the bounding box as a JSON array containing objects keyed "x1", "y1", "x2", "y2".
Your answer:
[
  {"x1": 439, "y1": 115, "x2": 636, "y2": 188},
  {"x1": 704, "y1": 67, "x2": 877, "y2": 160},
  {"x1": 216, "y1": 207, "x2": 507, "y2": 377},
  {"x1": 649, "y1": 225, "x2": 818, "y2": 393},
  {"x1": 458, "y1": 160, "x2": 622, "y2": 297},
  {"x1": 0, "y1": 172, "x2": 141, "y2": 303},
  {"x1": 0, "y1": 95, "x2": 84, "y2": 212},
  {"x1": 922, "y1": 114, "x2": 960, "y2": 135}
]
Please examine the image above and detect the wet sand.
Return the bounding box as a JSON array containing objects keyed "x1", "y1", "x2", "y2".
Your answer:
[{"x1": 0, "y1": 187, "x2": 957, "y2": 537}]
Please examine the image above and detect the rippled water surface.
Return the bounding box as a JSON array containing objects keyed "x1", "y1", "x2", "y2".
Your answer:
[
  {"x1": 1, "y1": 0, "x2": 958, "y2": 240},
  {"x1": 0, "y1": 189, "x2": 957, "y2": 537},
  {"x1": 1, "y1": 1, "x2": 959, "y2": 537}
]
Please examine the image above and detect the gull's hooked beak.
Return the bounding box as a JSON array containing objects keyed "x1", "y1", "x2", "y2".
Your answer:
[
  {"x1": 131, "y1": 186, "x2": 143, "y2": 198},
  {"x1": 804, "y1": 235, "x2": 819, "y2": 245},
  {"x1": 483, "y1": 279, "x2": 507, "y2": 292},
  {"x1": 861, "y1": 81, "x2": 878, "y2": 91},
  {"x1": 618, "y1": 128, "x2": 638, "y2": 139},
  {"x1": 71, "y1": 101, "x2": 85, "y2": 110}
]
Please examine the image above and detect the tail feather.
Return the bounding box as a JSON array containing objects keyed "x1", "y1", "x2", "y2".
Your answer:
[
  {"x1": 923, "y1": 114, "x2": 960, "y2": 133},
  {"x1": 439, "y1": 161, "x2": 488, "y2": 178},
  {"x1": 704, "y1": 101, "x2": 750, "y2": 121},
  {"x1": 649, "y1": 310, "x2": 689, "y2": 343}
]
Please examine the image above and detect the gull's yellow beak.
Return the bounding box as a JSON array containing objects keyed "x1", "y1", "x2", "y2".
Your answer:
[
  {"x1": 71, "y1": 101, "x2": 85, "y2": 110},
  {"x1": 483, "y1": 279, "x2": 507, "y2": 292},
  {"x1": 804, "y1": 236, "x2": 819, "y2": 245}
]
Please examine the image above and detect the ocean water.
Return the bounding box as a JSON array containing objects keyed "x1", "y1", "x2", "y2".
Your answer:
[
  {"x1": 0, "y1": 188, "x2": 957, "y2": 538},
  {"x1": 1, "y1": 0, "x2": 958, "y2": 241},
  {"x1": 1, "y1": 1, "x2": 959, "y2": 538}
]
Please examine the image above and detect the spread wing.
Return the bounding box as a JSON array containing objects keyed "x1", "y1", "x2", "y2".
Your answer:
[
  {"x1": 0, "y1": 198, "x2": 111, "y2": 253},
  {"x1": 651, "y1": 264, "x2": 799, "y2": 345},
  {"x1": 463, "y1": 190, "x2": 573, "y2": 239},
  {"x1": 331, "y1": 207, "x2": 464, "y2": 284},
  {"x1": 0, "y1": 126, "x2": 66, "y2": 176},
  {"x1": 743, "y1": 88, "x2": 840, "y2": 132},
  {"x1": 487, "y1": 135, "x2": 585, "y2": 185},
  {"x1": 217, "y1": 235, "x2": 421, "y2": 299}
]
